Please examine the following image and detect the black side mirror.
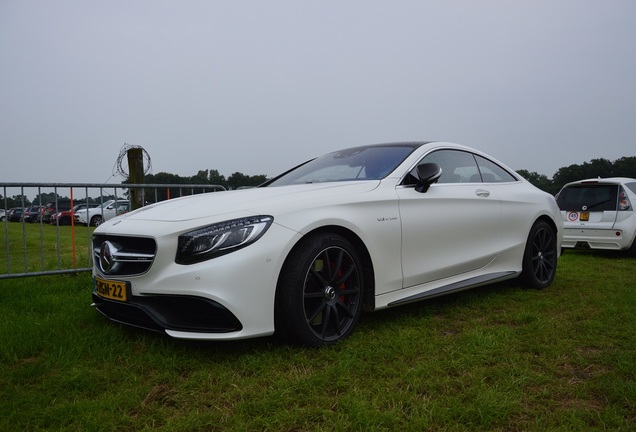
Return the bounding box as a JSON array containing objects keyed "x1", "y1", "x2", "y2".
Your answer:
[{"x1": 415, "y1": 163, "x2": 442, "y2": 193}]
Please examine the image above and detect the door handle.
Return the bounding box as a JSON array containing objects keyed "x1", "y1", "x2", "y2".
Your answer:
[{"x1": 475, "y1": 189, "x2": 490, "y2": 197}]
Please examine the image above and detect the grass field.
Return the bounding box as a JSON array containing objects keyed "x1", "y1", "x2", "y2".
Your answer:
[
  {"x1": 1, "y1": 222, "x2": 94, "y2": 275},
  {"x1": 1, "y1": 228, "x2": 635, "y2": 430}
]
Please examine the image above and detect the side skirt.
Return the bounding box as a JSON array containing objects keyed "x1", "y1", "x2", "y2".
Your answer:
[{"x1": 387, "y1": 271, "x2": 517, "y2": 307}]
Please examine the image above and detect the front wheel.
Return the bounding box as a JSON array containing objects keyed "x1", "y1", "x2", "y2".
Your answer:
[
  {"x1": 520, "y1": 220, "x2": 558, "y2": 289},
  {"x1": 275, "y1": 232, "x2": 364, "y2": 346},
  {"x1": 91, "y1": 215, "x2": 103, "y2": 227}
]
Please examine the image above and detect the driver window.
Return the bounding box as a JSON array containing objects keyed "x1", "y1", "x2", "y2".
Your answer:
[{"x1": 421, "y1": 150, "x2": 479, "y2": 183}]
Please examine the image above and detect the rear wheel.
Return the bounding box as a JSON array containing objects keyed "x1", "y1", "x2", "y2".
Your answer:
[
  {"x1": 520, "y1": 220, "x2": 557, "y2": 289},
  {"x1": 275, "y1": 232, "x2": 364, "y2": 346}
]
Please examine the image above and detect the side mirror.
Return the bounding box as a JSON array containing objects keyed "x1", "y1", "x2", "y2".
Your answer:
[{"x1": 415, "y1": 163, "x2": 442, "y2": 193}]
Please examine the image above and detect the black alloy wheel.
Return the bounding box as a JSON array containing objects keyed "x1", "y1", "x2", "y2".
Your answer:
[
  {"x1": 520, "y1": 220, "x2": 557, "y2": 289},
  {"x1": 275, "y1": 233, "x2": 364, "y2": 346}
]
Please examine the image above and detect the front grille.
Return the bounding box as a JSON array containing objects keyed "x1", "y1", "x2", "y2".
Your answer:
[{"x1": 93, "y1": 234, "x2": 157, "y2": 276}]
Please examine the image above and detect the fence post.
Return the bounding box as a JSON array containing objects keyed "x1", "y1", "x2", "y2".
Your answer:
[{"x1": 127, "y1": 147, "x2": 144, "y2": 210}]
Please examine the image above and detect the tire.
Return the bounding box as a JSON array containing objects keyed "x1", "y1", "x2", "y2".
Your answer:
[
  {"x1": 275, "y1": 232, "x2": 364, "y2": 346},
  {"x1": 91, "y1": 215, "x2": 103, "y2": 227},
  {"x1": 627, "y1": 236, "x2": 636, "y2": 258},
  {"x1": 520, "y1": 220, "x2": 558, "y2": 289}
]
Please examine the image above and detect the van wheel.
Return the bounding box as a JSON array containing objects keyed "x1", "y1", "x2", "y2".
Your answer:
[{"x1": 627, "y1": 237, "x2": 636, "y2": 257}]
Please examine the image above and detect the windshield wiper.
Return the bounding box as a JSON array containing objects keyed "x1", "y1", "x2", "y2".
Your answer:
[{"x1": 585, "y1": 199, "x2": 611, "y2": 210}]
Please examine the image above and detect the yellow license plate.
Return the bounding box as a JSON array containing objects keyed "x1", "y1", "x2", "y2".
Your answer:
[
  {"x1": 95, "y1": 277, "x2": 127, "y2": 302},
  {"x1": 580, "y1": 211, "x2": 589, "y2": 221}
]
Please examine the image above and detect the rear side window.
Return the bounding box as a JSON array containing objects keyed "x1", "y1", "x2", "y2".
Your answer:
[
  {"x1": 474, "y1": 155, "x2": 518, "y2": 182},
  {"x1": 556, "y1": 184, "x2": 619, "y2": 211}
]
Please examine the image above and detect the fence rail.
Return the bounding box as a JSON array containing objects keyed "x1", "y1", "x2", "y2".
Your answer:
[{"x1": 1, "y1": 182, "x2": 225, "y2": 279}]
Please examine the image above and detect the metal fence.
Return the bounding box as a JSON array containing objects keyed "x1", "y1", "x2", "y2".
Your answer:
[{"x1": 1, "y1": 182, "x2": 225, "y2": 279}]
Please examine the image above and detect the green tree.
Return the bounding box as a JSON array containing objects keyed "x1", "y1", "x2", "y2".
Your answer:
[
  {"x1": 516, "y1": 170, "x2": 553, "y2": 193},
  {"x1": 191, "y1": 170, "x2": 210, "y2": 184},
  {"x1": 208, "y1": 169, "x2": 226, "y2": 186},
  {"x1": 227, "y1": 172, "x2": 268, "y2": 189},
  {"x1": 33, "y1": 192, "x2": 69, "y2": 206},
  {"x1": 613, "y1": 156, "x2": 636, "y2": 178},
  {"x1": 552, "y1": 163, "x2": 588, "y2": 192},
  {"x1": 583, "y1": 158, "x2": 613, "y2": 179},
  {"x1": 5, "y1": 195, "x2": 31, "y2": 208}
]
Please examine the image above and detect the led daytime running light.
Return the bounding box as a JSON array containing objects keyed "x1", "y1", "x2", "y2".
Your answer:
[{"x1": 176, "y1": 215, "x2": 273, "y2": 264}]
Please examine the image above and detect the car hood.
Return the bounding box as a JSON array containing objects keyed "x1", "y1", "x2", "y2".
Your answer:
[{"x1": 114, "y1": 181, "x2": 380, "y2": 223}]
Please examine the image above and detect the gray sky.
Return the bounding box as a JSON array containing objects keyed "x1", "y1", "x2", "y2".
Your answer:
[{"x1": 1, "y1": 0, "x2": 635, "y2": 184}]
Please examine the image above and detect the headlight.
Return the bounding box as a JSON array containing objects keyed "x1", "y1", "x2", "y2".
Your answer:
[{"x1": 176, "y1": 215, "x2": 273, "y2": 265}]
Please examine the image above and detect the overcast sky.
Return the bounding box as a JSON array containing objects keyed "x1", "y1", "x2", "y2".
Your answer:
[{"x1": 1, "y1": 0, "x2": 635, "y2": 184}]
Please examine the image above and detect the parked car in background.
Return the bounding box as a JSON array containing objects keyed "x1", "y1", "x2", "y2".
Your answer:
[
  {"x1": 41, "y1": 200, "x2": 75, "y2": 223},
  {"x1": 21, "y1": 206, "x2": 44, "y2": 223},
  {"x1": 0, "y1": 209, "x2": 5, "y2": 221},
  {"x1": 7, "y1": 208, "x2": 24, "y2": 222},
  {"x1": 75, "y1": 199, "x2": 130, "y2": 227},
  {"x1": 556, "y1": 177, "x2": 636, "y2": 255},
  {"x1": 51, "y1": 203, "x2": 98, "y2": 225},
  {"x1": 91, "y1": 141, "x2": 562, "y2": 346}
]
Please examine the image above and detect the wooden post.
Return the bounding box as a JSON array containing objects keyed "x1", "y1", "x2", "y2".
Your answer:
[{"x1": 127, "y1": 147, "x2": 144, "y2": 210}]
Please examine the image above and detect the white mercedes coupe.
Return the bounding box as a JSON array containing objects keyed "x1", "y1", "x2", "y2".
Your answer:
[{"x1": 91, "y1": 142, "x2": 562, "y2": 346}]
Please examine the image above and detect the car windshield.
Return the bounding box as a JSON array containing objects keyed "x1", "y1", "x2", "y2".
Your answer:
[
  {"x1": 264, "y1": 144, "x2": 418, "y2": 187},
  {"x1": 556, "y1": 184, "x2": 619, "y2": 211}
]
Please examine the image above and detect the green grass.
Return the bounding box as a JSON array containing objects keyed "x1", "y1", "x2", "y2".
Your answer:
[
  {"x1": 1, "y1": 250, "x2": 635, "y2": 431},
  {"x1": 0, "y1": 222, "x2": 94, "y2": 275}
]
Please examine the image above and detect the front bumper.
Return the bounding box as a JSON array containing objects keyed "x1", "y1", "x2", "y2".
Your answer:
[
  {"x1": 91, "y1": 291, "x2": 242, "y2": 333},
  {"x1": 90, "y1": 218, "x2": 302, "y2": 340}
]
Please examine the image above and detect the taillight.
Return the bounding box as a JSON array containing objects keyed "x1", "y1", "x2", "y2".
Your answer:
[{"x1": 618, "y1": 187, "x2": 631, "y2": 211}]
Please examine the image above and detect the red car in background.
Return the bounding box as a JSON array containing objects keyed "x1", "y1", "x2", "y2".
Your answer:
[{"x1": 50, "y1": 203, "x2": 98, "y2": 225}]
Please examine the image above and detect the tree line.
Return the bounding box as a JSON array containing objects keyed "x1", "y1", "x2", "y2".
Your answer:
[
  {"x1": 1, "y1": 170, "x2": 269, "y2": 209},
  {"x1": 3, "y1": 156, "x2": 635, "y2": 209},
  {"x1": 517, "y1": 156, "x2": 636, "y2": 195},
  {"x1": 151, "y1": 156, "x2": 636, "y2": 196},
  {"x1": 141, "y1": 169, "x2": 268, "y2": 191}
]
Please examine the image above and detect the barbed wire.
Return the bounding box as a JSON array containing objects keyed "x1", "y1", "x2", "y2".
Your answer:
[{"x1": 112, "y1": 143, "x2": 152, "y2": 178}]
